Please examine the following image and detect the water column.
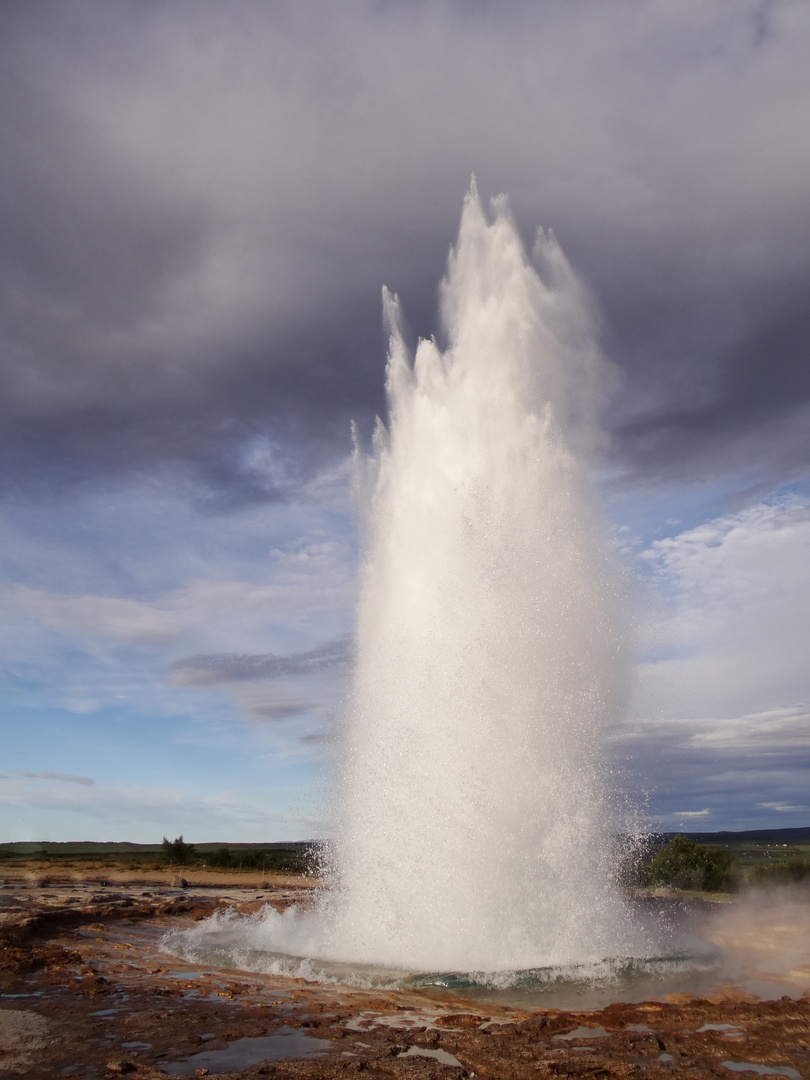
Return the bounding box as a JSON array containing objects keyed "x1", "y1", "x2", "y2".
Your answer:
[{"x1": 329, "y1": 182, "x2": 633, "y2": 972}]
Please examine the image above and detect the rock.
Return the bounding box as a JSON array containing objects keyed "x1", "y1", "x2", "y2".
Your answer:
[
  {"x1": 105, "y1": 1061, "x2": 136, "y2": 1074},
  {"x1": 172, "y1": 876, "x2": 188, "y2": 888},
  {"x1": 436, "y1": 1013, "x2": 484, "y2": 1029},
  {"x1": 0, "y1": 1009, "x2": 53, "y2": 1072},
  {"x1": 0, "y1": 1009, "x2": 53, "y2": 1051},
  {"x1": 259, "y1": 880, "x2": 270, "y2": 889}
]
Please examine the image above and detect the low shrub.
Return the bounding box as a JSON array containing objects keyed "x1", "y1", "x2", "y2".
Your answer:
[
  {"x1": 749, "y1": 857, "x2": 810, "y2": 886},
  {"x1": 204, "y1": 846, "x2": 315, "y2": 874},
  {"x1": 644, "y1": 835, "x2": 738, "y2": 892}
]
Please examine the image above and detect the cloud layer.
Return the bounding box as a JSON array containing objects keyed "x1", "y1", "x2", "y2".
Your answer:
[
  {"x1": 2, "y1": 0, "x2": 809, "y2": 839},
  {"x1": 2, "y1": 0, "x2": 809, "y2": 505},
  {"x1": 170, "y1": 639, "x2": 349, "y2": 687},
  {"x1": 619, "y1": 495, "x2": 810, "y2": 828}
]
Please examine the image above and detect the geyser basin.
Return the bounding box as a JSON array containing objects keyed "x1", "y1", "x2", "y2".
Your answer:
[
  {"x1": 171, "y1": 183, "x2": 662, "y2": 977},
  {"x1": 160, "y1": 898, "x2": 721, "y2": 1011}
]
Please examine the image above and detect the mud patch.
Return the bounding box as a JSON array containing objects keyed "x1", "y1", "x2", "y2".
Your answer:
[
  {"x1": 160, "y1": 1026, "x2": 331, "y2": 1074},
  {"x1": 0, "y1": 1008, "x2": 54, "y2": 1073}
]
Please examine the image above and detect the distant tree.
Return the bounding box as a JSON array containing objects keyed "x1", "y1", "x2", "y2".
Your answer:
[
  {"x1": 201, "y1": 844, "x2": 320, "y2": 875},
  {"x1": 645, "y1": 835, "x2": 738, "y2": 893},
  {"x1": 206, "y1": 847, "x2": 233, "y2": 868},
  {"x1": 161, "y1": 835, "x2": 197, "y2": 865}
]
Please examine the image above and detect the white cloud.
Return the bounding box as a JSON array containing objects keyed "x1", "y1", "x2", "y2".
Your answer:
[
  {"x1": 618, "y1": 705, "x2": 810, "y2": 753},
  {"x1": 633, "y1": 495, "x2": 810, "y2": 718},
  {"x1": 15, "y1": 585, "x2": 183, "y2": 647},
  {"x1": 613, "y1": 702, "x2": 810, "y2": 827},
  {"x1": 0, "y1": 774, "x2": 321, "y2": 843},
  {"x1": 5, "y1": 499, "x2": 356, "y2": 699},
  {"x1": 14, "y1": 571, "x2": 353, "y2": 651},
  {"x1": 617, "y1": 498, "x2": 810, "y2": 824},
  {"x1": 2, "y1": 495, "x2": 357, "y2": 735},
  {"x1": 687, "y1": 706, "x2": 810, "y2": 751}
]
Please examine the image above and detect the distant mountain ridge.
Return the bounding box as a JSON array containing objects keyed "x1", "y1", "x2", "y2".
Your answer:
[
  {"x1": 662, "y1": 827, "x2": 810, "y2": 845},
  {"x1": 2, "y1": 828, "x2": 809, "y2": 853}
]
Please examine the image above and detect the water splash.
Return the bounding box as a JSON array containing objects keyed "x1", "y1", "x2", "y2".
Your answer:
[{"x1": 166, "y1": 183, "x2": 652, "y2": 976}]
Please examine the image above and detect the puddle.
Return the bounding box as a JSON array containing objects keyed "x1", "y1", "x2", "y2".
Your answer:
[
  {"x1": 721, "y1": 1064, "x2": 801, "y2": 1079},
  {"x1": 552, "y1": 1026, "x2": 610, "y2": 1041},
  {"x1": 121, "y1": 1041, "x2": 152, "y2": 1051},
  {"x1": 344, "y1": 1014, "x2": 375, "y2": 1032},
  {"x1": 398, "y1": 1046, "x2": 464, "y2": 1068},
  {"x1": 159, "y1": 1026, "x2": 330, "y2": 1075},
  {"x1": 697, "y1": 1023, "x2": 743, "y2": 1033},
  {"x1": 658, "y1": 1052, "x2": 674, "y2": 1062}
]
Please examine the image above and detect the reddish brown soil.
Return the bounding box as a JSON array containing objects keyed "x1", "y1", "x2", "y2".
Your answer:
[
  {"x1": 5, "y1": 864, "x2": 315, "y2": 890},
  {"x1": 1, "y1": 877, "x2": 808, "y2": 1080}
]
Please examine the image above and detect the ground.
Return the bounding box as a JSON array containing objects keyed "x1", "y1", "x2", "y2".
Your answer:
[{"x1": 0, "y1": 870, "x2": 808, "y2": 1080}]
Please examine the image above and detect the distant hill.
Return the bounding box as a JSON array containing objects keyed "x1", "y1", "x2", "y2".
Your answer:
[
  {"x1": 0, "y1": 841, "x2": 317, "y2": 851},
  {"x1": 660, "y1": 827, "x2": 810, "y2": 845}
]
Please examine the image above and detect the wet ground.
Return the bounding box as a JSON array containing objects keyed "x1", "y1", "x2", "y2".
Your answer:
[{"x1": 1, "y1": 876, "x2": 808, "y2": 1079}]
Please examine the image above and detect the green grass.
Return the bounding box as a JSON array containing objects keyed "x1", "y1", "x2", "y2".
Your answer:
[
  {"x1": 0, "y1": 840, "x2": 319, "y2": 874},
  {"x1": 629, "y1": 834, "x2": 810, "y2": 891},
  {"x1": 693, "y1": 841, "x2": 810, "y2": 883}
]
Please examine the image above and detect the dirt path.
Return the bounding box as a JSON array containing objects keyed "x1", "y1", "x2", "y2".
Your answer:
[{"x1": 1, "y1": 865, "x2": 317, "y2": 889}]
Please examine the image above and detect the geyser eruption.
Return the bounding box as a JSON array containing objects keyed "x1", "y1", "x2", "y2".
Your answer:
[
  {"x1": 332, "y1": 183, "x2": 632, "y2": 972},
  {"x1": 164, "y1": 184, "x2": 651, "y2": 982}
]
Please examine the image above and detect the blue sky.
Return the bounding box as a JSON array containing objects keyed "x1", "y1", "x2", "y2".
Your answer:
[
  {"x1": 1, "y1": 473, "x2": 356, "y2": 840},
  {"x1": 1, "y1": 0, "x2": 809, "y2": 841}
]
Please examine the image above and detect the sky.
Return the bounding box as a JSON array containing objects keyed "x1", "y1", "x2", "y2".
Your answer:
[{"x1": 1, "y1": 0, "x2": 809, "y2": 843}]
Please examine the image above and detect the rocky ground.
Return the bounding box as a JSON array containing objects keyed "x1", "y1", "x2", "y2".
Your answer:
[{"x1": 1, "y1": 874, "x2": 808, "y2": 1080}]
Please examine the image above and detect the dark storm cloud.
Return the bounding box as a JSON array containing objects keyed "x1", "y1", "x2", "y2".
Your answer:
[
  {"x1": 13, "y1": 770, "x2": 95, "y2": 787},
  {"x1": 250, "y1": 703, "x2": 314, "y2": 722},
  {"x1": 612, "y1": 274, "x2": 810, "y2": 483},
  {"x1": 0, "y1": 329, "x2": 378, "y2": 508},
  {"x1": 611, "y1": 707, "x2": 810, "y2": 829},
  {"x1": 298, "y1": 732, "x2": 332, "y2": 745},
  {"x1": 2, "y1": 0, "x2": 809, "y2": 504},
  {"x1": 170, "y1": 638, "x2": 350, "y2": 686}
]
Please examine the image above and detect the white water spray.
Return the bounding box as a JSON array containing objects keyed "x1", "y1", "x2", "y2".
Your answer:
[{"x1": 165, "y1": 184, "x2": 650, "y2": 980}]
